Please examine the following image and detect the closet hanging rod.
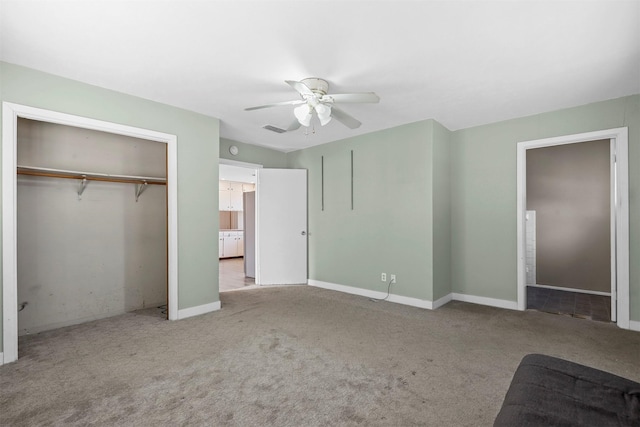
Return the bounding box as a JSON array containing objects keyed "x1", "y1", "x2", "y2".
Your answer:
[{"x1": 16, "y1": 165, "x2": 166, "y2": 185}]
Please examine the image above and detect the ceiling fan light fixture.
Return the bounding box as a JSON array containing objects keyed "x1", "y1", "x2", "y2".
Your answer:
[
  {"x1": 294, "y1": 104, "x2": 312, "y2": 127},
  {"x1": 245, "y1": 77, "x2": 378, "y2": 132},
  {"x1": 315, "y1": 104, "x2": 332, "y2": 126}
]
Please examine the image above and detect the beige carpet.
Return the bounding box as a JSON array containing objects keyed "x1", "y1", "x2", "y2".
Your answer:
[{"x1": 1, "y1": 286, "x2": 639, "y2": 426}]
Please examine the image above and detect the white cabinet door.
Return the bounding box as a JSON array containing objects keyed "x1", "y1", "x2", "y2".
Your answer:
[
  {"x1": 229, "y1": 182, "x2": 243, "y2": 192},
  {"x1": 229, "y1": 186, "x2": 243, "y2": 211},
  {"x1": 237, "y1": 233, "x2": 244, "y2": 256},
  {"x1": 219, "y1": 181, "x2": 244, "y2": 211},
  {"x1": 220, "y1": 180, "x2": 231, "y2": 210},
  {"x1": 219, "y1": 190, "x2": 230, "y2": 211},
  {"x1": 223, "y1": 234, "x2": 237, "y2": 257},
  {"x1": 219, "y1": 232, "x2": 244, "y2": 258},
  {"x1": 220, "y1": 182, "x2": 244, "y2": 211}
]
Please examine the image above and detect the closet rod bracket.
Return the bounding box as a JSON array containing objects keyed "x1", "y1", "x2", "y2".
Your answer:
[
  {"x1": 135, "y1": 181, "x2": 148, "y2": 202},
  {"x1": 77, "y1": 176, "x2": 88, "y2": 200}
]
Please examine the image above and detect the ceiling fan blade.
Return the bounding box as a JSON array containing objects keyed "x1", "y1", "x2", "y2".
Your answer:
[
  {"x1": 287, "y1": 119, "x2": 302, "y2": 132},
  {"x1": 321, "y1": 92, "x2": 380, "y2": 104},
  {"x1": 331, "y1": 107, "x2": 361, "y2": 129},
  {"x1": 245, "y1": 100, "x2": 304, "y2": 111},
  {"x1": 285, "y1": 80, "x2": 314, "y2": 97}
]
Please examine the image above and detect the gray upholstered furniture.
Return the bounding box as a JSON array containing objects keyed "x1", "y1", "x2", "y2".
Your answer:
[{"x1": 494, "y1": 354, "x2": 640, "y2": 426}]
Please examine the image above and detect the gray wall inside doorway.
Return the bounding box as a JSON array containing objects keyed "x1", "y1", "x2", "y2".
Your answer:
[{"x1": 526, "y1": 139, "x2": 610, "y2": 293}]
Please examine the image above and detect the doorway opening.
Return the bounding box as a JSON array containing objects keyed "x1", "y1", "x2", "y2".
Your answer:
[
  {"x1": 516, "y1": 128, "x2": 630, "y2": 329},
  {"x1": 218, "y1": 160, "x2": 261, "y2": 293},
  {"x1": 525, "y1": 140, "x2": 612, "y2": 322},
  {"x1": 217, "y1": 161, "x2": 309, "y2": 294},
  {"x1": 2, "y1": 103, "x2": 179, "y2": 365}
]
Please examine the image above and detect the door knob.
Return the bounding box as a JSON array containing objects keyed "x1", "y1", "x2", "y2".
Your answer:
[{"x1": 301, "y1": 231, "x2": 306, "y2": 236}]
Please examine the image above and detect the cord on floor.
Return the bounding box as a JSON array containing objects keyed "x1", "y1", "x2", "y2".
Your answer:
[
  {"x1": 158, "y1": 304, "x2": 167, "y2": 315},
  {"x1": 370, "y1": 279, "x2": 394, "y2": 302}
]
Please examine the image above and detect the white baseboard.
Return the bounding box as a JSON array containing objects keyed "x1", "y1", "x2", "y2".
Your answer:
[
  {"x1": 629, "y1": 320, "x2": 640, "y2": 332},
  {"x1": 386, "y1": 293, "x2": 433, "y2": 309},
  {"x1": 451, "y1": 293, "x2": 519, "y2": 310},
  {"x1": 177, "y1": 301, "x2": 221, "y2": 320},
  {"x1": 0, "y1": 352, "x2": 4, "y2": 366},
  {"x1": 432, "y1": 293, "x2": 453, "y2": 309},
  {"x1": 309, "y1": 280, "x2": 518, "y2": 312},
  {"x1": 308, "y1": 280, "x2": 434, "y2": 309}
]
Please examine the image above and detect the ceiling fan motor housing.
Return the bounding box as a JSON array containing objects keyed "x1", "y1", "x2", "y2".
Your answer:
[{"x1": 301, "y1": 78, "x2": 329, "y2": 96}]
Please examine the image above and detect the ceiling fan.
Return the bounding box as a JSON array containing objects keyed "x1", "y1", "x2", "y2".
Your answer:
[{"x1": 245, "y1": 78, "x2": 380, "y2": 132}]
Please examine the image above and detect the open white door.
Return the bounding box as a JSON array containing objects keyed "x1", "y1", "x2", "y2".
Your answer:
[{"x1": 256, "y1": 169, "x2": 307, "y2": 285}]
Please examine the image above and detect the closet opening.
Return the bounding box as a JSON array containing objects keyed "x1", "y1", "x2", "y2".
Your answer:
[
  {"x1": 16, "y1": 118, "x2": 169, "y2": 334},
  {"x1": 3, "y1": 102, "x2": 179, "y2": 365}
]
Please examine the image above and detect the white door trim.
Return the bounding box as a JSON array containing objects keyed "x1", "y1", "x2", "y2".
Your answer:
[
  {"x1": 219, "y1": 158, "x2": 263, "y2": 169},
  {"x1": 2, "y1": 102, "x2": 179, "y2": 365},
  {"x1": 516, "y1": 127, "x2": 629, "y2": 329}
]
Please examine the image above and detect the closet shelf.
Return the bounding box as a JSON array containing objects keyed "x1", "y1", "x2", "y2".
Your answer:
[
  {"x1": 16, "y1": 165, "x2": 167, "y2": 185},
  {"x1": 17, "y1": 165, "x2": 166, "y2": 201}
]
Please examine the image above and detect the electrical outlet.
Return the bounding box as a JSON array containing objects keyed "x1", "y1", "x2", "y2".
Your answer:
[
  {"x1": 381, "y1": 273, "x2": 387, "y2": 282},
  {"x1": 390, "y1": 274, "x2": 396, "y2": 284}
]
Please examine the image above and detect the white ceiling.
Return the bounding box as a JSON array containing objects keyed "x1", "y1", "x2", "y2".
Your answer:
[{"x1": 1, "y1": 1, "x2": 638, "y2": 153}]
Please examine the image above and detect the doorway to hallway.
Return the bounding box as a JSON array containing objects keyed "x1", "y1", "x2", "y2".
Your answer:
[
  {"x1": 516, "y1": 127, "x2": 630, "y2": 329},
  {"x1": 525, "y1": 139, "x2": 612, "y2": 323}
]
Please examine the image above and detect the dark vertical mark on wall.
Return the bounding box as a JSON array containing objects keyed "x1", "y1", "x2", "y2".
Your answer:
[
  {"x1": 351, "y1": 150, "x2": 354, "y2": 210},
  {"x1": 321, "y1": 155, "x2": 324, "y2": 211}
]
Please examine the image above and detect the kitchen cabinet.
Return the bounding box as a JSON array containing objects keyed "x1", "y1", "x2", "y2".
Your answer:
[
  {"x1": 223, "y1": 234, "x2": 237, "y2": 258},
  {"x1": 219, "y1": 231, "x2": 244, "y2": 258},
  {"x1": 219, "y1": 181, "x2": 246, "y2": 211}
]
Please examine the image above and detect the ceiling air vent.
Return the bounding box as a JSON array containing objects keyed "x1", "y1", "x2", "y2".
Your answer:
[{"x1": 262, "y1": 125, "x2": 287, "y2": 134}]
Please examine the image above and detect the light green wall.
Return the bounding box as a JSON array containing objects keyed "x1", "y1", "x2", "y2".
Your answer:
[
  {"x1": 0, "y1": 61, "x2": 221, "y2": 342},
  {"x1": 1, "y1": 62, "x2": 637, "y2": 352},
  {"x1": 220, "y1": 137, "x2": 287, "y2": 167},
  {"x1": 451, "y1": 95, "x2": 639, "y2": 320},
  {"x1": 287, "y1": 120, "x2": 451, "y2": 301},
  {"x1": 287, "y1": 95, "x2": 638, "y2": 322},
  {"x1": 432, "y1": 121, "x2": 452, "y2": 301}
]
